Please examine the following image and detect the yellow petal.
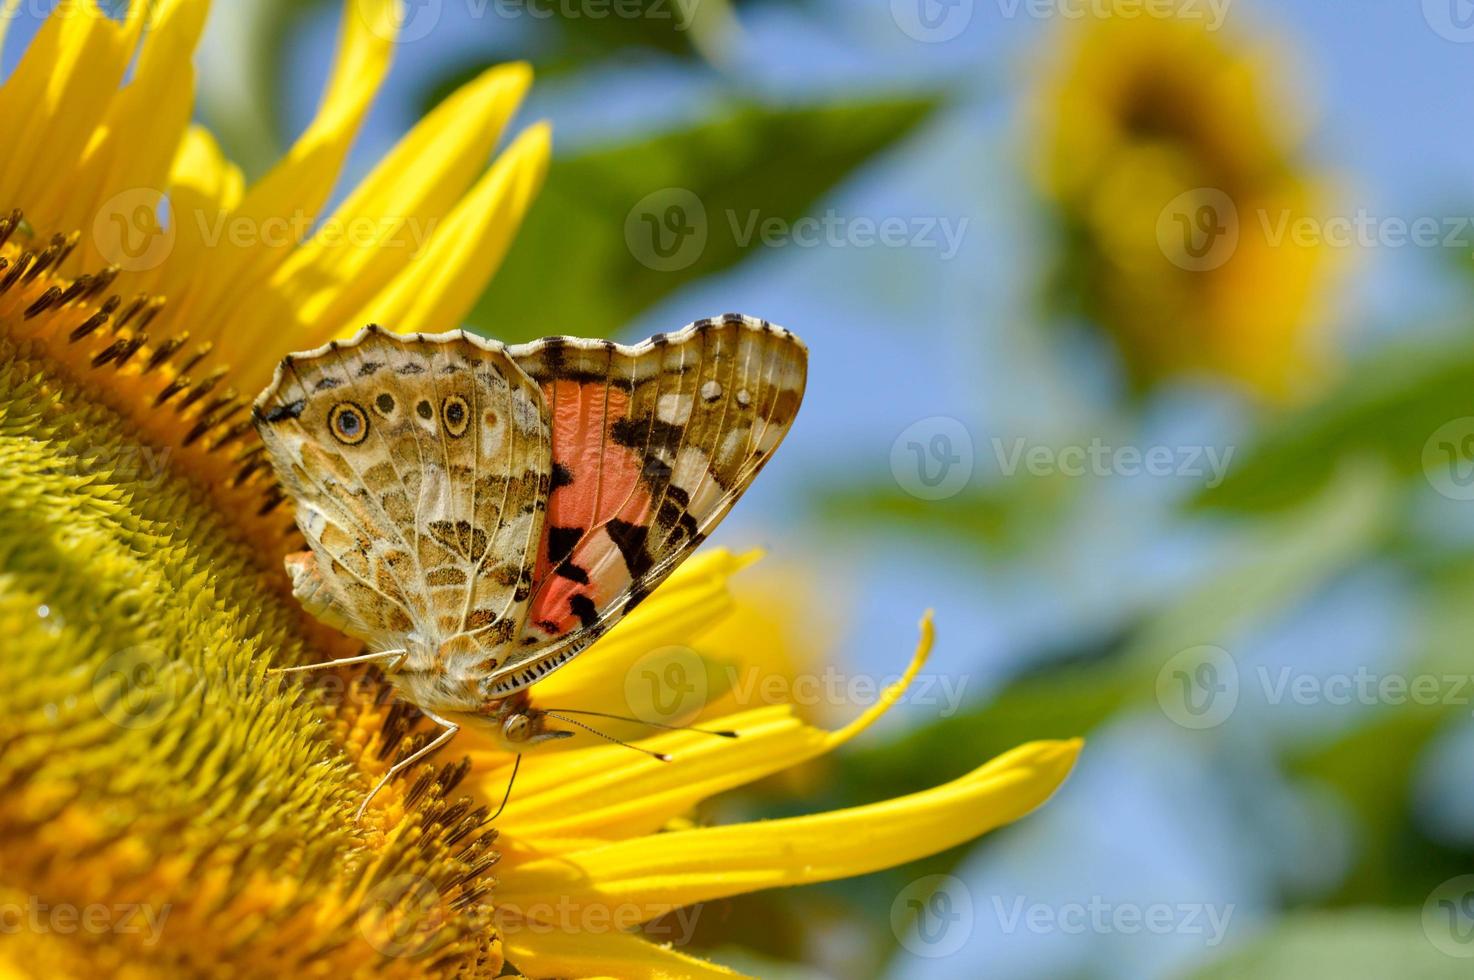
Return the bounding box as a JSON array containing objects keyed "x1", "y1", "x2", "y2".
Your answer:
[
  {"x1": 482, "y1": 613, "x2": 933, "y2": 843},
  {"x1": 481, "y1": 705, "x2": 818, "y2": 844},
  {"x1": 502, "y1": 925, "x2": 749, "y2": 980},
  {"x1": 495, "y1": 739, "x2": 1081, "y2": 919},
  {"x1": 270, "y1": 62, "x2": 534, "y2": 328},
  {"x1": 174, "y1": 0, "x2": 397, "y2": 357},
  {"x1": 54, "y1": 0, "x2": 208, "y2": 272},
  {"x1": 0, "y1": 1, "x2": 143, "y2": 215},
  {"x1": 341, "y1": 121, "x2": 551, "y2": 338}
]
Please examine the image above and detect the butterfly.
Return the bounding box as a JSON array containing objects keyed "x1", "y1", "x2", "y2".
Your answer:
[{"x1": 252, "y1": 313, "x2": 807, "y2": 817}]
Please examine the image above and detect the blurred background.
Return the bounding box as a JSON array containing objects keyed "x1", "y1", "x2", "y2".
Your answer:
[{"x1": 17, "y1": 0, "x2": 1474, "y2": 975}]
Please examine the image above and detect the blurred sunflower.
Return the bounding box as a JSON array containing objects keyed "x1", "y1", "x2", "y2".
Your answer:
[
  {"x1": 0, "y1": 1, "x2": 1080, "y2": 977},
  {"x1": 1032, "y1": 9, "x2": 1338, "y2": 402}
]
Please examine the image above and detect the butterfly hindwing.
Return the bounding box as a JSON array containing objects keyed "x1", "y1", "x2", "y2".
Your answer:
[
  {"x1": 481, "y1": 313, "x2": 807, "y2": 696},
  {"x1": 253, "y1": 326, "x2": 552, "y2": 657}
]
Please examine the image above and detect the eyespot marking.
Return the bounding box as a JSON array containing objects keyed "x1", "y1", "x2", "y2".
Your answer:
[
  {"x1": 328, "y1": 401, "x2": 369, "y2": 445},
  {"x1": 442, "y1": 394, "x2": 470, "y2": 437}
]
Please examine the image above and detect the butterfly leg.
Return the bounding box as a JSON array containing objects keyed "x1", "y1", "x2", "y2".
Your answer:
[
  {"x1": 269, "y1": 649, "x2": 406, "y2": 674},
  {"x1": 355, "y1": 709, "x2": 460, "y2": 822}
]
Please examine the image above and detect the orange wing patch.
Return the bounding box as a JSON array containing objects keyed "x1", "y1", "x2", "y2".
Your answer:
[{"x1": 483, "y1": 313, "x2": 807, "y2": 696}]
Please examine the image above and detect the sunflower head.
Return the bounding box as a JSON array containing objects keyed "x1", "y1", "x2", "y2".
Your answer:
[{"x1": 1033, "y1": 9, "x2": 1339, "y2": 402}]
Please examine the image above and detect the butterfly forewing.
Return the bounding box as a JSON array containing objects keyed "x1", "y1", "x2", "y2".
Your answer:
[{"x1": 253, "y1": 326, "x2": 552, "y2": 661}]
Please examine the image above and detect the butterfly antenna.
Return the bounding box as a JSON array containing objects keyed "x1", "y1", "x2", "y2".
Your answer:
[
  {"x1": 543, "y1": 711, "x2": 674, "y2": 762},
  {"x1": 547, "y1": 707, "x2": 738, "y2": 739},
  {"x1": 489, "y1": 753, "x2": 521, "y2": 821}
]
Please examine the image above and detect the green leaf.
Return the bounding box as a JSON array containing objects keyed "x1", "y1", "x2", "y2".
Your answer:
[
  {"x1": 1187, "y1": 910, "x2": 1469, "y2": 979},
  {"x1": 1195, "y1": 337, "x2": 1474, "y2": 513},
  {"x1": 468, "y1": 96, "x2": 942, "y2": 342}
]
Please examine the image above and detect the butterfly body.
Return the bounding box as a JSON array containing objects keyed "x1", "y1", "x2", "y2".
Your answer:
[{"x1": 253, "y1": 315, "x2": 806, "y2": 759}]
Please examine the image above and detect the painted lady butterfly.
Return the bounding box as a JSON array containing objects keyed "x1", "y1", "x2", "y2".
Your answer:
[{"x1": 252, "y1": 314, "x2": 806, "y2": 816}]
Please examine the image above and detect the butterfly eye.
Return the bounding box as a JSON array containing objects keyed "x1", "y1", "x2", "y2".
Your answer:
[
  {"x1": 441, "y1": 394, "x2": 470, "y2": 438},
  {"x1": 327, "y1": 402, "x2": 369, "y2": 445},
  {"x1": 502, "y1": 713, "x2": 532, "y2": 743}
]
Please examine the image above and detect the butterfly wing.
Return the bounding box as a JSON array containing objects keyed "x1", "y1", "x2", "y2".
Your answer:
[
  {"x1": 482, "y1": 313, "x2": 806, "y2": 697},
  {"x1": 252, "y1": 326, "x2": 552, "y2": 659}
]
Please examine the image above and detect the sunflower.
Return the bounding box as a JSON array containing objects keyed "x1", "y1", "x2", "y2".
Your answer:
[
  {"x1": 0, "y1": 2, "x2": 1081, "y2": 976},
  {"x1": 1032, "y1": 9, "x2": 1338, "y2": 402}
]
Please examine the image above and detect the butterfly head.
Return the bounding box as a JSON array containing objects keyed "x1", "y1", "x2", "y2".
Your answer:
[{"x1": 463, "y1": 691, "x2": 574, "y2": 754}]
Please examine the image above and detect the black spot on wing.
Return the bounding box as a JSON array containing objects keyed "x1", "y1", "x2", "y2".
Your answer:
[
  {"x1": 611, "y1": 415, "x2": 684, "y2": 452},
  {"x1": 605, "y1": 518, "x2": 653, "y2": 578},
  {"x1": 550, "y1": 461, "x2": 574, "y2": 491},
  {"x1": 569, "y1": 594, "x2": 598, "y2": 628},
  {"x1": 555, "y1": 560, "x2": 590, "y2": 585},
  {"x1": 263, "y1": 399, "x2": 306, "y2": 423},
  {"x1": 547, "y1": 525, "x2": 583, "y2": 562}
]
